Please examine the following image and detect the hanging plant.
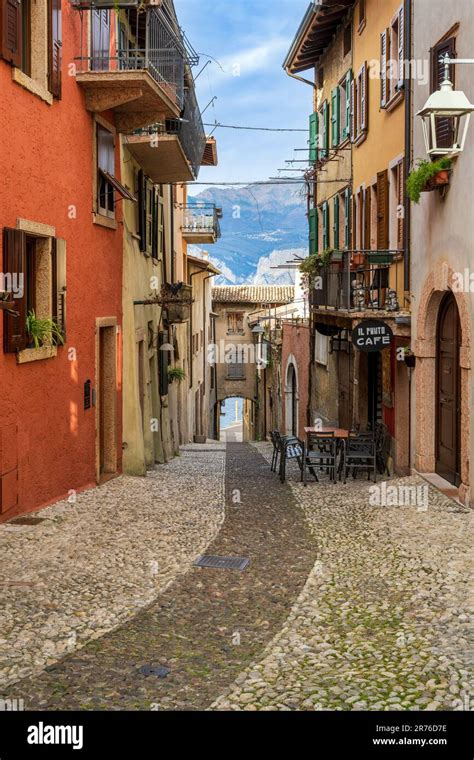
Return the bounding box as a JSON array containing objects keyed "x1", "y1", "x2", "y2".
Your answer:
[
  {"x1": 299, "y1": 249, "x2": 333, "y2": 288},
  {"x1": 406, "y1": 157, "x2": 452, "y2": 204},
  {"x1": 167, "y1": 366, "x2": 186, "y2": 384}
]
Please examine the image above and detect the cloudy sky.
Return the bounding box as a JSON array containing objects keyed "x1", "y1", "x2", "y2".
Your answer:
[{"x1": 177, "y1": 0, "x2": 312, "y2": 191}]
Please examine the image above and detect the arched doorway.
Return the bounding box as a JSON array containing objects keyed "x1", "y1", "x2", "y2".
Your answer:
[
  {"x1": 436, "y1": 292, "x2": 461, "y2": 486},
  {"x1": 285, "y1": 360, "x2": 298, "y2": 437}
]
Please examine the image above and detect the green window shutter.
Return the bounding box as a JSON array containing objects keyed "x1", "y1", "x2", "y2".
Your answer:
[
  {"x1": 322, "y1": 201, "x2": 329, "y2": 250},
  {"x1": 344, "y1": 70, "x2": 352, "y2": 140},
  {"x1": 344, "y1": 189, "x2": 351, "y2": 248},
  {"x1": 333, "y1": 196, "x2": 340, "y2": 250},
  {"x1": 309, "y1": 112, "x2": 319, "y2": 162},
  {"x1": 322, "y1": 101, "x2": 329, "y2": 158},
  {"x1": 331, "y1": 88, "x2": 340, "y2": 147},
  {"x1": 309, "y1": 207, "x2": 318, "y2": 255}
]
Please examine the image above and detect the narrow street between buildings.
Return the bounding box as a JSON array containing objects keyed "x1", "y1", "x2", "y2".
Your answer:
[{"x1": 1, "y1": 442, "x2": 471, "y2": 711}]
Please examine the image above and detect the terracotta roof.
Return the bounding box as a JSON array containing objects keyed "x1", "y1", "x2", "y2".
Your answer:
[{"x1": 212, "y1": 285, "x2": 295, "y2": 305}]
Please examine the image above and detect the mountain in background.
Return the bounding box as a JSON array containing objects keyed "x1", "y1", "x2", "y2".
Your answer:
[{"x1": 189, "y1": 183, "x2": 308, "y2": 285}]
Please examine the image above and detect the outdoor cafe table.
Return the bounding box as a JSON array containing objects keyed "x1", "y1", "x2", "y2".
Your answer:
[{"x1": 303, "y1": 427, "x2": 351, "y2": 480}]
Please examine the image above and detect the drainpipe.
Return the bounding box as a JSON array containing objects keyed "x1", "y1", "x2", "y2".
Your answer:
[{"x1": 404, "y1": 0, "x2": 413, "y2": 473}]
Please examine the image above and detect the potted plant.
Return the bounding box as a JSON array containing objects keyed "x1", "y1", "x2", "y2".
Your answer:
[
  {"x1": 299, "y1": 251, "x2": 328, "y2": 289},
  {"x1": 26, "y1": 311, "x2": 64, "y2": 349},
  {"x1": 406, "y1": 157, "x2": 452, "y2": 203},
  {"x1": 351, "y1": 251, "x2": 366, "y2": 268},
  {"x1": 167, "y1": 366, "x2": 186, "y2": 384},
  {"x1": 403, "y1": 347, "x2": 416, "y2": 368}
]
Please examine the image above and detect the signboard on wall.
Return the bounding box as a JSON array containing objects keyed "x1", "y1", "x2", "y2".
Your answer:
[{"x1": 351, "y1": 320, "x2": 393, "y2": 352}]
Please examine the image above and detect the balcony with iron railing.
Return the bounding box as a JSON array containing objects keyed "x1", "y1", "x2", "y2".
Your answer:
[
  {"x1": 71, "y1": 2, "x2": 196, "y2": 132},
  {"x1": 124, "y1": 83, "x2": 207, "y2": 182},
  {"x1": 182, "y1": 204, "x2": 222, "y2": 244},
  {"x1": 309, "y1": 250, "x2": 407, "y2": 316}
]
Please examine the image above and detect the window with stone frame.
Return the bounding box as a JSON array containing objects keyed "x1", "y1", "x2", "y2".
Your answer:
[{"x1": 227, "y1": 312, "x2": 244, "y2": 335}]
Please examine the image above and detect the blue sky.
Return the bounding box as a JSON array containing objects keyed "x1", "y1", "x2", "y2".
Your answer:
[{"x1": 177, "y1": 0, "x2": 312, "y2": 192}]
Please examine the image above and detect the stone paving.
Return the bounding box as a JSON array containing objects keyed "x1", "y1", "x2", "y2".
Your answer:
[
  {"x1": 0, "y1": 444, "x2": 225, "y2": 689},
  {"x1": 0, "y1": 443, "x2": 315, "y2": 710},
  {"x1": 211, "y1": 442, "x2": 474, "y2": 711},
  {"x1": 1, "y1": 441, "x2": 472, "y2": 712}
]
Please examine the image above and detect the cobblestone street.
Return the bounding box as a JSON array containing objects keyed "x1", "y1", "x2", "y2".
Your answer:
[{"x1": 1, "y1": 442, "x2": 473, "y2": 711}]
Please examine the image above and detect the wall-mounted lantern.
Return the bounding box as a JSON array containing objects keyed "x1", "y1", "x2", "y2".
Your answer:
[{"x1": 418, "y1": 54, "x2": 474, "y2": 157}]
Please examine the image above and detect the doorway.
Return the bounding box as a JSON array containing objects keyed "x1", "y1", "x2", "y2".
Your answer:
[
  {"x1": 367, "y1": 351, "x2": 383, "y2": 430},
  {"x1": 285, "y1": 361, "x2": 298, "y2": 437},
  {"x1": 436, "y1": 292, "x2": 461, "y2": 486},
  {"x1": 97, "y1": 322, "x2": 117, "y2": 483}
]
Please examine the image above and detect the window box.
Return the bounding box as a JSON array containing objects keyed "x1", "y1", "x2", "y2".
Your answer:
[{"x1": 367, "y1": 252, "x2": 392, "y2": 264}]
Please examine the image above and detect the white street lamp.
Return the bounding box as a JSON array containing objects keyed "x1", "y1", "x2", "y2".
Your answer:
[{"x1": 418, "y1": 54, "x2": 474, "y2": 157}]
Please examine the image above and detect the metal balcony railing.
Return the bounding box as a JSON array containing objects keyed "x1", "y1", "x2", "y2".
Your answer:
[
  {"x1": 182, "y1": 204, "x2": 222, "y2": 239},
  {"x1": 170, "y1": 85, "x2": 207, "y2": 178},
  {"x1": 74, "y1": 5, "x2": 190, "y2": 109},
  {"x1": 310, "y1": 251, "x2": 404, "y2": 313}
]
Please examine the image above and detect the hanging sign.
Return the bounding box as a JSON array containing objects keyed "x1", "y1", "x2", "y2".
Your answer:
[{"x1": 351, "y1": 320, "x2": 393, "y2": 352}]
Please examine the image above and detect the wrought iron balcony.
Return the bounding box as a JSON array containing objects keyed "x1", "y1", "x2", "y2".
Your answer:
[
  {"x1": 124, "y1": 84, "x2": 207, "y2": 182},
  {"x1": 72, "y1": 3, "x2": 196, "y2": 132},
  {"x1": 310, "y1": 250, "x2": 405, "y2": 314},
  {"x1": 182, "y1": 204, "x2": 222, "y2": 244}
]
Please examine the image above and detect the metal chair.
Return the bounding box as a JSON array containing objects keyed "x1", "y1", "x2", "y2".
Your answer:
[
  {"x1": 279, "y1": 436, "x2": 304, "y2": 483},
  {"x1": 302, "y1": 433, "x2": 338, "y2": 485},
  {"x1": 343, "y1": 432, "x2": 377, "y2": 483},
  {"x1": 269, "y1": 431, "x2": 280, "y2": 473}
]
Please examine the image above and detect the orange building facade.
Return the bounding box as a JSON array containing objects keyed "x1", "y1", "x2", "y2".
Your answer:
[{"x1": 0, "y1": 1, "x2": 124, "y2": 520}]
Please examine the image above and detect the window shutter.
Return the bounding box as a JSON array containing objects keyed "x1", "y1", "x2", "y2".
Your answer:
[
  {"x1": 352, "y1": 194, "x2": 357, "y2": 249},
  {"x1": 344, "y1": 189, "x2": 351, "y2": 248},
  {"x1": 376, "y1": 170, "x2": 389, "y2": 250},
  {"x1": 331, "y1": 88, "x2": 340, "y2": 147},
  {"x1": 333, "y1": 196, "x2": 340, "y2": 250},
  {"x1": 309, "y1": 207, "x2": 318, "y2": 255},
  {"x1": 431, "y1": 37, "x2": 456, "y2": 148},
  {"x1": 48, "y1": 0, "x2": 62, "y2": 99},
  {"x1": 350, "y1": 77, "x2": 356, "y2": 142},
  {"x1": 138, "y1": 169, "x2": 147, "y2": 252},
  {"x1": 309, "y1": 111, "x2": 319, "y2": 162},
  {"x1": 397, "y1": 162, "x2": 404, "y2": 251},
  {"x1": 158, "y1": 331, "x2": 169, "y2": 396},
  {"x1": 0, "y1": 0, "x2": 22, "y2": 67},
  {"x1": 344, "y1": 70, "x2": 352, "y2": 139},
  {"x1": 397, "y1": 5, "x2": 404, "y2": 90},
  {"x1": 322, "y1": 100, "x2": 329, "y2": 158},
  {"x1": 151, "y1": 188, "x2": 159, "y2": 260},
  {"x1": 3, "y1": 227, "x2": 27, "y2": 353},
  {"x1": 322, "y1": 202, "x2": 329, "y2": 250},
  {"x1": 364, "y1": 187, "x2": 371, "y2": 250},
  {"x1": 360, "y1": 62, "x2": 368, "y2": 132},
  {"x1": 380, "y1": 30, "x2": 388, "y2": 107}
]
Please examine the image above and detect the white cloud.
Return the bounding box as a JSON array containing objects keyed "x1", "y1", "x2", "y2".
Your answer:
[{"x1": 219, "y1": 37, "x2": 289, "y2": 76}]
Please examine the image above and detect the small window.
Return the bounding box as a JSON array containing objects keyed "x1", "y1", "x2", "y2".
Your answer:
[
  {"x1": 317, "y1": 66, "x2": 324, "y2": 89},
  {"x1": 315, "y1": 331, "x2": 328, "y2": 366},
  {"x1": 343, "y1": 23, "x2": 352, "y2": 57},
  {"x1": 227, "y1": 312, "x2": 244, "y2": 335},
  {"x1": 97, "y1": 124, "x2": 136, "y2": 221}
]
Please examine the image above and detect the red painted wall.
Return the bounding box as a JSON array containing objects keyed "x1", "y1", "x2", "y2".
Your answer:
[
  {"x1": 0, "y1": 4, "x2": 122, "y2": 520},
  {"x1": 281, "y1": 323, "x2": 310, "y2": 439}
]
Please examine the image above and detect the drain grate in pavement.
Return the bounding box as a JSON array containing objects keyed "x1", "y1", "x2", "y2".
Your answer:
[
  {"x1": 138, "y1": 665, "x2": 170, "y2": 678},
  {"x1": 193, "y1": 555, "x2": 249, "y2": 571},
  {"x1": 8, "y1": 517, "x2": 46, "y2": 526}
]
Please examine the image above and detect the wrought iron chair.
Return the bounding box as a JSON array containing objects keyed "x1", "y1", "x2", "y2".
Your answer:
[
  {"x1": 343, "y1": 431, "x2": 377, "y2": 483},
  {"x1": 279, "y1": 436, "x2": 304, "y2": 483},
  {"x1": 302, "y1": 433, "x2": 338, "y2": 485}
]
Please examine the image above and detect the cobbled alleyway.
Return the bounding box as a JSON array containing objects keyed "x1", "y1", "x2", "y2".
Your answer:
[{"x1": 0, "y1": 442, "x2": 472, "y2": 711}]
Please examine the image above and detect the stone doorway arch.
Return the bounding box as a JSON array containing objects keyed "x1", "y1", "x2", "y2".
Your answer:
[{"x1": 285, "y1": 354, "x2": 299, "y2": 437}]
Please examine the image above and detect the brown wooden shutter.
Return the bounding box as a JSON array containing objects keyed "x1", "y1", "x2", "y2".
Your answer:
[
  {"x1": 376, "y1": 170, "x2": 389, "y2": 251},
  {"x1": 360, "y1": 62, "x2": 368, "y2": 132},
  {"x1": 431, "y1": 37, "x2": 456, "y2": 148},
  {"x1": 397, "y1": 5, "x2": 405, "y2": 90},
  {"x1": 54, "y1": 237, "x2": 67, "y2": 339},
  {"x1": 380, "y1": 30, "x2": 388, "y2": 107},
  {"x1": 364, "y1": 187, "x2": 371, "y2": 250},
  {"x1": 397, "y1": 162, "x2": 404, "y2": 251},
  {"x1": 48, "y1": 0, "x2": 62, "y2": 99},
  {"x1": 151, "y1": 188, "x2": 159, "y2": 260},
  {"x1": 0, "y1": 0, "x2": 22, "y2": 67},
  {"x1": 352, "y1": 195, "x2": 357, "y2": 249},
  {"x1": 3, "y1": 227, "x2": 27, "y2": 353}
]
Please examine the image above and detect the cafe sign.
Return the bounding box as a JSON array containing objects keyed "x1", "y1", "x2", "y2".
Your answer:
[{"x1": 351, "y1": 320, "x2": 393, "y2": 352}]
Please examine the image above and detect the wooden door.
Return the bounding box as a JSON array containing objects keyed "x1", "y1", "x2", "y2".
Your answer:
[{"x1": 436, "y1": 293, "x2": 461, "y2": 485}]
